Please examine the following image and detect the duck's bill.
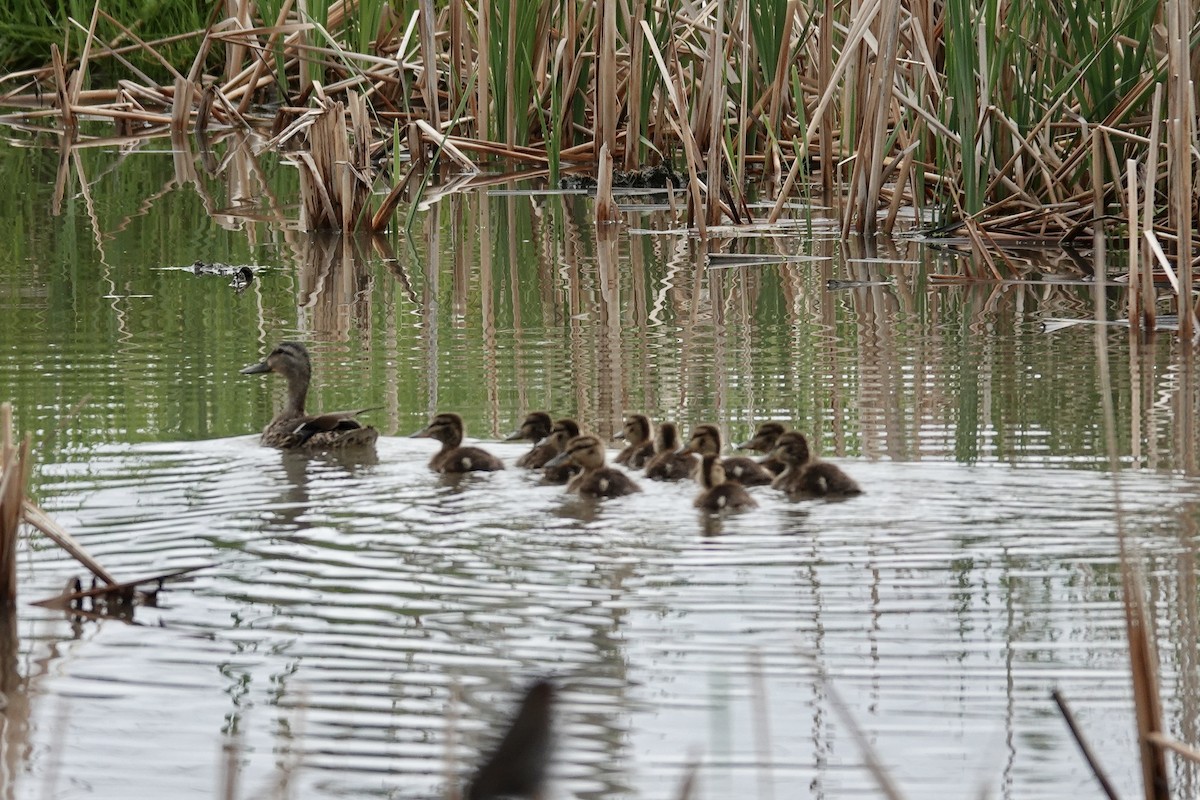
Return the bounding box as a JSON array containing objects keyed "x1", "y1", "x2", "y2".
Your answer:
[
  {"x1": 504, "y1": 430, "x2": 525, "y2": 441},
  {"x1": 544, "y1": 451, "x2": 569, "y2": 467},
  {"x1": 409, "y1": 427, "x2": 432, "y2": 438},
  {"x1": 239, "y1": 360, "x2": 271, "y2": 374}
]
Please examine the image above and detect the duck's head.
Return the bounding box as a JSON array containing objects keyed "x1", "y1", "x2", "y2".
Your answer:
[
  {"x1": 541, "y1": 418, "x2": 581, "y2": 451},
  {"x1": 771, "y1": 432, "x2": 812, "y2": 467},
  {"x1": 683, "y1": 424, "x2": 721, "y2": 456},
  {"x1": 738, "y1": 422, "x2": 787, "y2": 453},
  {"x1": 696, "y1": 454, "x2": 728, "y2": 489},
  {"x1": 654, "y1": 422, "x2": 680, "y2": 453},
  {"x1": 614, "y1": 414, "x2": 651, "y2": 444},
  {"x1": 506, "y1": 411, "x2": 553, "y2": 442},
  {"x1": 412, "y1": 412, "x2": 466, "y2": 444},
  {"x1": 546, "y1": 435, "x2": 606, "y2": 470},
  {"x1": 240, "y1": 341, "x2": 311, "y2": 382}
]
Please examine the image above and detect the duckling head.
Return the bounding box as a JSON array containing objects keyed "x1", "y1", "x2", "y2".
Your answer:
[
  {"x1": 240, "y1": 341, "x2": 311, "y2": 382},
  {"x1": 412, "y1": 412, "x2": 466, "y2": 446},
  {"x1": 614, "y1": 414, "x2": 651, "y2": 444},
  {"x1": 683, "y1": 424, "x2": 722, "y2": 456},
  {"x1": 738, "y1": 422, "x2": 787, "y2": 452},
  {"x1": 541, "y1": 418, "x2": 581, "y2": 451},
  {"x1": 546, "y1": 435, "x2": 606, "y2": 470},
  {"x1": 697, "y1": 454, "x2": 728, "y2": 489},
  {"x1": 771, "y1": 431, "x2": 812, "y2": 467},
  {"x1": 654, "y1": 422, "x2": 681, "y2": 453},
  {"x1": 506, "y1": 411, "x2": 553, "y2": 442}
]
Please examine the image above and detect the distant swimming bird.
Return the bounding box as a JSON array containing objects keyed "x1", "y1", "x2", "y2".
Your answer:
[
  {"x1": 506, "y1": 411, "x2": 556, "y2": 468},
  {"x1": 643, "y1": 422, "x2": 697, "y2": 481},
  {"x1": 412, "y1": 412, "x2": 504, "y2": 473},
  {"x1": 684, "y1": 424, "x2": 774, "y2": 486},
  {"x1": 465, "y1": 680, "x2": 556, "y2": 800},
  {"x1": 770, "y1": 432, "x2": 862, "y2": 497},
  {"x1": 613, "y1": 414, "x2": 656, "y2": 469},
  {"x1": 239, "y1": 341, "x2": 378, "y2": 450},
  {"x1": 539, "y1": 418, "x2": 582, "y2": 484},
  {"x1": 736, "y1": 422, "x2": 789, "y2": 475},
  {"x1": 694, "y1": 454, "x2": 757, "y2": 512},
  {"x1": 546, "y1": 435, "x2": 640, "y2": 498}
]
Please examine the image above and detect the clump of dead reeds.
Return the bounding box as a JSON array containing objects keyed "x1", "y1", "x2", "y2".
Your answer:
[{"x1": 0, "y1": 0, "x2": 1196, "y2": 269}]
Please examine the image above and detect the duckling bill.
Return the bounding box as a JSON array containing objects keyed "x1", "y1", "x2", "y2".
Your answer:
[
  {"x1": 412, "y1": 412, "x2": 504, "y2": 473},
  {"x1": 240, "y1": 341, "x2": 378, "y2": 450}
]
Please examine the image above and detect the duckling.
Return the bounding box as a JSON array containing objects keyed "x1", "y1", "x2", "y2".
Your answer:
[
  {"x1": 505, "y1": 411, "x2": 556, "y2": 468},
  {"x1": 643, "y1": 422, "x2": 698, "y2": 481},
  {"x1": 240, "y1": 341, "x2": 379, "y2": 450},
  {"x1": 736, "y1": 422, "x2": 788, "y2": 475},
  {"x1": 545, "y1": 435, "x2": 640, "y2": 498},
  {"x1": 770, "y1": 431, "x2": 862, "y2": 497},
  {"x1": 684, "y1": 424, "x2": 774, "y2": 486},
  {"x1": 694, "y1": 454, "x2": 757, "y2": 512},
  {"x1": 613, "y1": 414, "x2": 656, "y2": 468},
  {"x1": 412, "y1": 412, "x2": 505, "y2": 473},
  {"x1": 540, "y1": 418, "x2": 582, "y2": 484}
]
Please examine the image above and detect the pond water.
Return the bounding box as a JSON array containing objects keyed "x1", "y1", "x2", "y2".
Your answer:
[{"x1": 1, "y1": 138, "x2": 1199, "y2": 800}]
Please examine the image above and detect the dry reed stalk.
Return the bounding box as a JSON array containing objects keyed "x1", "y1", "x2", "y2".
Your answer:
[
  {"x1": 1165, "y1": 0, "x2": 1195, "y2": 335},
  {"x1": 851, "y1": 0, "x2": 901, "y2": 236},
  {"x1": 624, "y1": 0, "x2": 646, "y2": 171},
  {"x1": 640, "y1": 20, "x2": 706, "y2": 236},
  {"x1": 1091, "y1": 129, "x2": 1105, "y2": 277},
  {"x1": 597, "y1": 0, "x2": 617, "y2": 161},
  {"x1": 0, "y1": 404, "x2": 27, "y2": 607},
  {"x1": 595, "y1": 141, "x2": 618, "y2": 225},
  {"x1": 703, "y1": 1, "x2": 724, "y2": 227},
  {"x1": 417, "y1": 0, "x2": 441, "y2": 130},
  {"x1": 415, "y1": 119, "x2": 480, "y2": 173},
  {"x1": 1141, "y1": 85, "x2": 1163, "y2": 332},
  {"x1": 1127, "y1": 158, "x2": 1141, "y2": 330},
  {"x1": 1051, "y1": 690, "x2": 1121, "y2": 800}
]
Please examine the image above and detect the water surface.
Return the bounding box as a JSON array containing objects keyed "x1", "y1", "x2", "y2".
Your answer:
[{"x1": 2, "y1": 139, "x2": 1200, "y2": 799}]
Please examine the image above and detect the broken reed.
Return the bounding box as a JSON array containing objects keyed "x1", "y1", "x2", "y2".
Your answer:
[
  {"x1": 0, "y1": 403, "x2": 27, "y2": 607},
  {"x1": 1, "y1": 0, "x2": 1197, "y2": 249}
]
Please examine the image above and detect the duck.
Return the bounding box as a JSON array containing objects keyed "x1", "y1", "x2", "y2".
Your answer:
[
  {"x1": 770, "y1": 431, "x2": 862, "y2": 497},
  {"x1": 736, "y1": 422, "x2": 788, "y2": 475},
  {"x1": 613, "y1": 414, "x2": 656, "y2": 468},
  {"x1": 694, "y1": 454, "x2": 757, "y2": 512},
  {"x1": 683, "y1": 424, "x2": 774, "y2": 486},
  {"x1": 412, "y1": 412, "x2": 505, "y2": 473},
  {"x1": 545, "y1": 435, "x2": 640, "y2": 498},
  {"x1": 239, "y1": 341, "x2": 379, "y2": 450},
  {"x1": 539, "y1": 418, "x2": 582, "y2": 484},
  {"x1": 643, "y1": 422, "x2": 697, "y2": 481},
  {"x1": 505, "y1": 411, "x2": 556, "y2": 468}
]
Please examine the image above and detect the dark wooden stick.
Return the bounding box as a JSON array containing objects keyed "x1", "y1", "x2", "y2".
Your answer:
[{"x1": 1051, "y1": 689, "x2": 1122, "y2": 800}]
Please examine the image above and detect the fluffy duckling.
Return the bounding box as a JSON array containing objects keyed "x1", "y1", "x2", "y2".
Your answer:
[
  {"x1": 694, "y1": 454, "x2": 758, "y2": 512},
  {"x1": 546, "y1": 435, "x2": 640, "y2": 498},
  {"x1": 643, "y1": 422, "x2": 698, "y2": 481},
  {"x1": 770, "y1": 432, "x2": 862, "y2": 497},
  {"x1": 613, "y1": 414, "x2": 656, "y2": 468},
  {"x1": 412, "y1": 412, "x2": 505, "y2": 473},
  {"x1": 506, "y1": 411, "x2": 556, "y2": 468},
  {"x1": 540, "y1": 418, "x2": 582, "y2": 484},
  {"x1": 240, "y1": 341, "x2": 379, "y2": 450},
  {"x1": 736, "y1": 422, "x2": 788, "y2": 475},
  {"x1": 684, "y1": 424, "x2": 774, "y2": 486}
]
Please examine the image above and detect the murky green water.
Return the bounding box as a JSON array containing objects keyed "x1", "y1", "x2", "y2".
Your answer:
[{"x1": 1, "y1": 138, "x2": 1199, "y2": 799}]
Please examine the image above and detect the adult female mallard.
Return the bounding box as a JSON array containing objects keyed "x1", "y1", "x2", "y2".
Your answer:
[
  {"x1": 770, "y1": 432, "x2": 862, "y2": 497},
  {"x1": 506, "y1": 411, "x2": 556, "y2": 468},
  {"x1": 240, "y1": 341, "x2": 378, "y2": 450},
  {"x1": 546, "y1": 435, "x2": 640, "y2": 498},
  {"x1": 694, "y1": 454, "x2": 757, "y2": 512},
  {"x1": 736, "y1": 422, "x2": 788, "y2": 476},
  {"x1": 684, "y1": 424, "x2": 774, "y2": 486},
  {"x1": 643, "y1": 422, "x2": 697, "y2": 481},
  {"x1": 412, "y1": 412, "x2": 505, "y2": 473},
  {"x1": 613, "y1": 414, "x2": 656, "y2": 468},
  {"x1": 540, "y1": 418, "x2": 582, "y2": 484}
]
